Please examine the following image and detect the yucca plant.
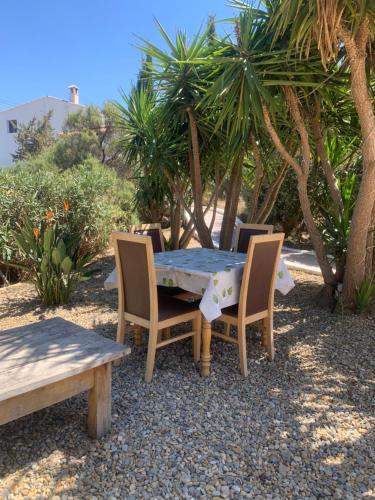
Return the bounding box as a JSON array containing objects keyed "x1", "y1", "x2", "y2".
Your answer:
[{"x1": 10, "y1": 205, "x2": 96, "y2": 306}]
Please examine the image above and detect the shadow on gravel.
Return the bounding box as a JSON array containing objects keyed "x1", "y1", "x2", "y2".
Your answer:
[{"x1": 0, "y1": 266, "x2": 374, "y2": 497}]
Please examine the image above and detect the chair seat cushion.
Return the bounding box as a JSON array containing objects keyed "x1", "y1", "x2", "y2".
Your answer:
[
  {"x1": 158, "y1": 295, "x2": 200, "y2": 322},
  {"x1": 221, "y1": 304, "x2": 238, "y2": 318}
]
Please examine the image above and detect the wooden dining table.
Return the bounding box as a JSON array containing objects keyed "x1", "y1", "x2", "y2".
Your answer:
[{"x1": 104, "y1": 248, "x2": 295, "y2": 377}]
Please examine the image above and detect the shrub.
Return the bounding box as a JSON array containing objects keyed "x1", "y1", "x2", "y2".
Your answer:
[
  {"x1": 49, "y1": 130, "x2": 101, "y2": 170},
  {"x1": 0, "y1": 157, "x2": 137, "y2": 283}
]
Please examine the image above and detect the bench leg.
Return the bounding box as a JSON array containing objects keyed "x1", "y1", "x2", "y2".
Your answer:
[{"x1": 87, "y1": 363, "x2": 112, "y2": 438}]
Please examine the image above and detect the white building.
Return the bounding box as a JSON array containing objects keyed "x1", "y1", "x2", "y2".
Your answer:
[{"x1": 0, "y1": 85, "x2": 83, "y2": 166}]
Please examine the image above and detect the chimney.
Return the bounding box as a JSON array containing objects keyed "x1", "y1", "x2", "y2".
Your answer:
[{"x1": 68, "y1": 85, "x2": 79, "y2": 105}]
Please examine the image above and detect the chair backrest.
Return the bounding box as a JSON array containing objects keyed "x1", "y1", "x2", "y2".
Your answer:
[
  {"x1": 130, "y1": 223, "x2": 165, "y2": 253},
  {"x1": 238, "y1": 233, "x2": 284, "y2": 319},
  {"x1": 112, "y1": 232, "x2": 157, "y2": 322},
  {"x1": 233, "y1": 223, "x2": 274, "y2": 253}
]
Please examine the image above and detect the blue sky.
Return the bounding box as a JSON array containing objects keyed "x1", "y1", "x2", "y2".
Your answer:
[{"x1": 0, "y1": 0, "x2": 236, "y2": 111}]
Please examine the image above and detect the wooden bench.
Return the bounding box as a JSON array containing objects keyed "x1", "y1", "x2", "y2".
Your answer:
[{"x1": 0, "y1": 317, "x2": 130, "y2": 438}]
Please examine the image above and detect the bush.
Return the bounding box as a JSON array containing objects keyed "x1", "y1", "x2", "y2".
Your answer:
[
  {"x1": 0, "y1": 157, "x2": 137, "y2": 283},
  {"x1": 49, "y1": 130, "x2": 101, "y2": 170}
]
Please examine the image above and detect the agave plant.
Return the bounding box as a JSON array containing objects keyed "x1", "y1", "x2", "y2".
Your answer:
[{"x1": 10, "y1": 207, "x2": 95, "y2": 306}]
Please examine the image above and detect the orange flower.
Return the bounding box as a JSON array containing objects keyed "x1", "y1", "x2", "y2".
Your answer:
[
  {"x1": 46, "y1": 210, "x2": 54, "y2": 220},
  {"x1": 63, "y1": 200, "x2": 70, "y2": 211},
  {"x1": 33, "y1": 227, "x2": 40, "y2": 238}
]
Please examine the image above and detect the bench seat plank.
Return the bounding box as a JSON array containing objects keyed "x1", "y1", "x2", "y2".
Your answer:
[{"x1": 0, "y1": 318, "x2": 130, "y2": 402}]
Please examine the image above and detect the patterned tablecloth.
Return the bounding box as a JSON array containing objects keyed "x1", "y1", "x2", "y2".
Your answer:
[{"x1": 104, "y1": 248, "x2": 295, "y2": 321}]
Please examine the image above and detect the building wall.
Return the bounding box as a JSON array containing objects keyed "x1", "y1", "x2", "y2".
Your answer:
[{"x1": 0, "y1": 97, "x2": 83, "y2": 166}]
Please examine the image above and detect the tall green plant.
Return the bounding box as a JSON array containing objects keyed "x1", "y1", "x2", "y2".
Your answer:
[
  {"x1": 320, "y1": 174, "x2": 358, "y2": 281},
  {"x1": 11, "y1": 207, "x2": 95, "y2": 306},
  {"x1": 268, "y1": 0, "x2": 375, "y2": 308}
]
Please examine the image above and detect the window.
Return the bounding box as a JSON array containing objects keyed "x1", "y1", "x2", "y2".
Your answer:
[{"x1": 7, "y1": 119, "x2": 17, "y2": 133}]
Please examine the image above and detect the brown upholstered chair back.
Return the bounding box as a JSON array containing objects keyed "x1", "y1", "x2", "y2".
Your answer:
[
  {"x1": 113, "y1": 233, "x2": 156, "y2": 320},
  {"x1": 239, "y1": 234, "x2": 284, "y2": 318},
  {"x1": 131, "y1": 224, "x2": 164, "y2": 253},
  {"x1": 235, "y1": 224, "x2": 274, "y2": 253}
]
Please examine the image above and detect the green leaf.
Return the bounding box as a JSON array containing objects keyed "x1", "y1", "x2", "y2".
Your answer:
[
  {"x1": 61, "y1": 256, "x2": 73, "y2": 274},
  {"x1": 40, "y1": 255, "x2": 49, "y2": 273},
  {"x1": 43, "y1": 227, "x2": 54, "y2": 253},
  {"x1": 52, "y1": 248, "x2": 62, "y2": 266},
  {"x1": 57, "y1": 239, "x2": 66, "y2": 260}
]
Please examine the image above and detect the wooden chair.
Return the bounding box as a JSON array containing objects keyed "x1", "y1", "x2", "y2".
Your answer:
[
  {"x1": 112, "y1": 232, "x2": 202, "y2": 382},
  {"x1": 233, "y1": 223, "x2": 274, "y2": 253},
  {"x1": 213, "y1": 233, "x2": 284, "y2": 376},
  {"x1": 130, "y1": 222, "x2": 195, "y2": 304},
  {"x1": 130, "y1": 223, "x2": 165, "y2": 253}
]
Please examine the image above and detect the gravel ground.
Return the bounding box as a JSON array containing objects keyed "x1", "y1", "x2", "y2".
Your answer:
[{"x1": 0, "y1": 252, "x2": 374, "y2": 499}]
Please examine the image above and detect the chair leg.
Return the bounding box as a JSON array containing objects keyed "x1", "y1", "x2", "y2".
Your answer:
[
  {"x1": 157, "y1": 329, "x2": 163, "y2": 343},
  {"x1": 260, "y1": 320, "x2": 267, "y2": 347},
  {"x1": 238, "y1": 322, "x2": 248, "y2": 377},
  {"x1": 116, "y1": 315, "x2": 126, "y2": 345},
  {"x1": 145, "y1": 324, "x2": 158, "y2": 383},
  {"x1": 163, "y1": 327, "x2": 171, "y2": 340},
  {"x1": 263, "y1": 315, "x2": 274, "y2": 360},
  {"x1": 192, "y1": 314, "x2": 202, "y2": 363},
  {"x1": 224, "y1": 322, "x2": 231, "y2": 337},
  {"x1": 134, "y1": 325, "x2": 142, "y2": 347},
  {"x1": 114, "y1": 315, "x2": 126, "y2": 367}
]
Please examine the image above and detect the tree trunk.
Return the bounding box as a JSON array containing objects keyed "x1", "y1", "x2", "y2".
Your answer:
[
  {"x1": 219, "y1": 157, "x2": 243, "y2": 250},
  {"x1": 365, "y1": 200, "x2": 375, "y2": 278},
  {"x1": 208, "y1": 192, "x2": 219, "y2": 235},
  {"x1": 311, "y1": 104, "x2": 343, "y2": 215},
  {"x1": 179, "y1": 218, "x2": 195, "y2": 249},
  {"x1": 170, "y1": 198, "x2": 182, "y2": 250},
  {"x1": 297, "y1": 174, "x2": 336, "y2": 285},
  {"x1": 255, "y1": 163, "x2": 288, "y2": 223},
  {"x1": 338, "y1": 20, "x2": 375, "y2": 308},
  {"x1": 186, "y1": 107, "x2": 214, "y2": 248},
  {"x1": 247, "y1": 134, "x2": 263, "y2": 222},
  {"x1": 262, "y1": 95, "x2": 336, "y2": 288}
]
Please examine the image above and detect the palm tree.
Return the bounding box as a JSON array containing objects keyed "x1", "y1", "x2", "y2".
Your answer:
[
  {"x1": 138, "y1": 22, "x2": 226, "y2": 247},
  {"x1": 204, "y1": 8, "x2": 340, "y2": 293},
  {"x1": 268, "y1": 0, "x2": 375, "y2": 307}
]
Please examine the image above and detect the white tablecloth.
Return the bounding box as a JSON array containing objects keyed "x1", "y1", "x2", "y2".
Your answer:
[{"x1": 104, "y1": 248, "x2": 295, "y2": 321}]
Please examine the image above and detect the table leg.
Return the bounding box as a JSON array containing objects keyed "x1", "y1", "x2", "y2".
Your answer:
[
  {"x1": 201, "y1": 318, "x2": 212, "y2": 377},
  {"x1": 87, "y1": 363, "x2": 112, "y2": 439}
]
